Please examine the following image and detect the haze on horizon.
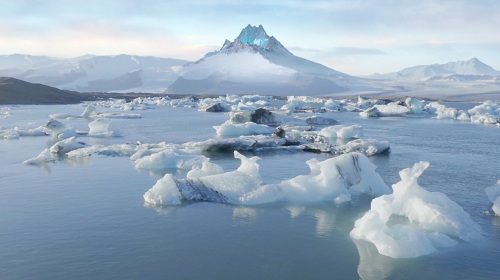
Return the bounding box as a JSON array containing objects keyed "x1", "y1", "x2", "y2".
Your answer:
[{"x1": 1, "y1": 0, "x2": 499, "y2": 76}]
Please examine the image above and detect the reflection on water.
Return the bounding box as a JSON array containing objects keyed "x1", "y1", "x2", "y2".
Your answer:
[
  {"x1": 353, "y1": 239, "x2": 395, "y2": 280},
  {"x1": 232, "y1": 206, "x2": 258, "y2": 223}
]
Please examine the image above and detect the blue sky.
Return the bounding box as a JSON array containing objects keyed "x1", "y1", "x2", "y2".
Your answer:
[{"x1": 1, "y1": 0, "x2": 499, "y2": 75}]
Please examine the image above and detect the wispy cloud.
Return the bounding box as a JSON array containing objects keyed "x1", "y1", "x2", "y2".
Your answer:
[{"x1": 329, "y1": 47, "x2": 386, "y2": 56}]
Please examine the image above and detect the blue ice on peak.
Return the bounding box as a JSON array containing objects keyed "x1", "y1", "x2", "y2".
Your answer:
[
  {"x1": 217, "y1": 24, "x2": 291, "y2": 55},
  {"x1": 237, "y1": 24, "x2": 270, "y2": 47}
]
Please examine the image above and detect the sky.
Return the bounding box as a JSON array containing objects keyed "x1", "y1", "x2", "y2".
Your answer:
[{"x1": 1, "y1": 0, "x2": 499, "y2": 76}]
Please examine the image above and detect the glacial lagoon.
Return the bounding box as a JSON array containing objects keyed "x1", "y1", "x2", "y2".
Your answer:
[{"x1": 1, "y1": 97, "x2": 500, "y2": 279}]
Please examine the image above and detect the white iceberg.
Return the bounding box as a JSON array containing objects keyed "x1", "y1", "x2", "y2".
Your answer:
[
  {"x1": 360, "y1": 103, "x2": 410, "y2": 118},
  {"x1": 143, "y1": 174, "x2": 182, "y2": 206},
  {"x1": 214, "y1": 121, "x2": 275, "y2": 137},
  {"x1": 0, "y1": 126, "x2": 48, "y2": 139},
  {"x1": 318, "y1": 125, "x2": 363, "y2": 142},
  {"x1": 133, "y1": 148, "x2": 208, "y2": 171},
  {"x1": 49, "y1": 137, "x2": 88, "y2": 154},
  {"x1": 88, "y1": 118, "x2": 114, "y2": 137},
  {"x1": 268, "y1": 152, "x2": 391, "y2": 204},
  {"x1": 23, "y1": 148, "x2": 54, "y2": 165},
  {"x1": 144, "y1": 152, "x2": 390, "y2": 206},
  {"x1": 485, "y1": 180, "x2": 500, "y2": 215},
  {"x1": 350, "y1": 161, "x2": 483, "y2": 258}
]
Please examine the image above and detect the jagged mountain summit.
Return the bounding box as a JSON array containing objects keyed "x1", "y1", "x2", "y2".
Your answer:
[
  {"x1": 370, "y1": 58, "x2": 500, "y2": 80},
  {"x1": 0, "y1": 54, "x2": 188, "y2": 93},
  {"x1": 168, "y1": 24, "x2": 359, "y2": 96}
]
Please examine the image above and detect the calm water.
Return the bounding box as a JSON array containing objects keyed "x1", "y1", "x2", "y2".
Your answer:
[{"x1": 1, "y1": 103, "x2": 499, "y2": 280}]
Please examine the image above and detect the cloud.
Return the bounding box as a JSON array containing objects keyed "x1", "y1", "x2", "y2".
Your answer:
[
  {"x1": 287, "y1": 46, "x2": 321, "y2": 53},
  {"x1": 329, "y1": 47, "x2": 386, "y2": 56}
]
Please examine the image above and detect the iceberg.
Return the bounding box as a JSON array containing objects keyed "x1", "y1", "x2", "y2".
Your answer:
[
  {"x1": 49, "y1": 137, "x2": 87, "y2": 154},
  {"x1": 214, "y1": 121, "x2": 275, "y2": 137},
  {"x1": 485, "y1": 180, "x2": 500, "y2": 215},
  {"x1": 350, "y1": 161, "x2": 483, "y2": 258},
  {"x1": 143, "y1": 152, "x2": 390, "y2": 206},
  {"x1": 88, "y1": 118, "x2": 114, "y2": 136},
  {"x1": 0, "y1": 126, "x2": 48, "y2": 139},
  {"x1": 360, "y1": 103, "x2": 410, "y2": 118},
  {"x1": 143, "y1": 174, "x2": 183, "y2": 206},
  {"x1": 133, "y1": 148, "x2": 208, "y2": 171},
  {"x1": 318, "y1": 125, "x2": 363, "y2": 142}
]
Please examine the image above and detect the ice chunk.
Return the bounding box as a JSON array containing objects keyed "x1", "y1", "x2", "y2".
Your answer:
[
  {"x1": 485, "y1": 180, "x2": 500, "y2": 215},
  {"x1": 198, "y1": 151, "x2": 262, "y2": 203},
  {"x1": 45, "y1": 118, "x2": 67, "y2": 136},
  {"x1": 318, "y1": 125, "x2": 363, "y2": 142},
  {"x1": 214, "y1": 121, "x2": 275, "y2": 137},
  {"x1": 49, "y1": 137, "x2": 87, "y2": 154},
  {"x1": 275, "y1": 153, "x2": 390, "y2": 204},
  {"x1": 81, "y1": 104, "x2": 97, "y2": 118},
  {"x1": 0, "y1": 126, "x2": 48, "y2": 139},
  {"x1": 360, "y1": 103, "x2": 410, "y2": 118},
  {"x1": 405, "y1": 97, "x2": 423, "y2": 114},
  {"x1": 133, "y1": 148, "x2": 208, "y2": 171},
  {"x1": 304, "y1": 116, "x2": 339, "y2": 125},
  {"x1": 88, "y1": 118, "x2": 113, "y2": 136},
  {"x1": 23, "y1": 148, "x2": 54, "y2": 165},
  {"x1": 143, "y1": 174, "x2": 182, "y2": 206},
  {"x1": 470, "y1": 114, "x2": 499, "y2": 125},
  {"x1": 187, "y1": 162, "x2": 224, "y2": 179},
  {"x1": 468, "y1": 100, "x2": 500, "y2": 116},
  {"x1": 351, "y1": 161, "x2": 483, "y2": 258},
  {"x1": 144, "y1": 152, "x2": 389, "y2": 206},
  {"x1": 336, "y1": 139, "x2": 390, "y2": 156}
]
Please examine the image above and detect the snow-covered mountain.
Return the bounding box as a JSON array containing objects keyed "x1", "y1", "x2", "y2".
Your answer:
[
  {"x1": 167, "y1": 24, "x2": 359, "y2": 96},
  {"x1": 370, "y1": 58, "x2": 500, "y2": 81},
  {"x1": 0, "y1": 54, "x2": 188, "y2": 92}
]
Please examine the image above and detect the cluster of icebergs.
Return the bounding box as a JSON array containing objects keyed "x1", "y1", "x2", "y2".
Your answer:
[
  {"x1": 84, "y1": 94, "x2": 500, "y2": 127},
  {"x1": 4, "y1": 94, "x2": 500, "y2": 259}
]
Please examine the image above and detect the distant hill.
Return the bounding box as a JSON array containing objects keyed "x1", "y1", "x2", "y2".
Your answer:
[
  {"x1": 0, "y1": 77, "x2": 92, "y2": 104},
  {"x1": 369, "y1": 58, "x2": 500, "y2": 81}
]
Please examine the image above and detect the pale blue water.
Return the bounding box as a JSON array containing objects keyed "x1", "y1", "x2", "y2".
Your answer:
[{"x1": 1, "y1": 103, "x2": 499, "y2": 279}]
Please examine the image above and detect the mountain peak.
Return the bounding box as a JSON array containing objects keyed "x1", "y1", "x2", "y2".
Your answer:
[
  {"x1": 218, "y1": 24, "x2": 290, "y2": 54},
  {"x1": 237, "y1": 24, "x2": 269, "y2": 47}
]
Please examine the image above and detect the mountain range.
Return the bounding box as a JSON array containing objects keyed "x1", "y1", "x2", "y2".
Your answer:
[
  {"x1": 370, "y1": 58, "x2": 500, "y2": 81},
  {"x1": 0, "y1": 24, "x2": 498, "y2": 100},
  {"x1": 0, "y1": 54, "x2": 187, "y2": 93}
]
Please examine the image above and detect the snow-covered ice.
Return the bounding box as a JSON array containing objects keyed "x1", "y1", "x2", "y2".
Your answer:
[
  {"x1": 485, "y1": 180, "x2": 500, "y2": 216},
  {"x1": 350, "y1": 161, "x2": 483, "y2": 258},
  {"x1": 133, "y1": 148, "x2": 208, "y2": 171},
  {"x1": 143, "y1": 152, "x2": 390, "y2": 206},
  {"x1": 214, "y1": 121, "x2": 275, "y2": 137}
]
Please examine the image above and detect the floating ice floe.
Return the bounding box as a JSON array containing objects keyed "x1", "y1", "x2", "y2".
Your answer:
[
  {"x1": 23, "y1": 137, "x2": 87, "y2": 165},
  {"x1": 49, "y1": 136, "x2": 88, "y2": 154},
  {"x1": 23, "y1": 149, "x2": 54, "y2": 165},
  {"x1": 318, "y1": 125, "x2": 363, "y2": 142},
  {"x1": 485, "y1": 180, "x2": 500, "y2": 215},
  {"x1": 360, "y1": 98, "x2": 426, "y2": 118},
  {"x1": 360, "y1": 103, "x2": 410, "y2": 118},
  {"x1": 0, "y1": 126, "x2": 48, "y2": 139},
  {"x1": 88, "y1": 118, "x2": 114, "y2": 137},
  {"x1": 132, "y1": 148, "x2": 208, "y2": 171},
  {"x1": 214, "y1": 121, "x2": 275, "y2": 137},
  {"x1": 350, "y1": 161, "x2": 483, "y2": 258},
  {"x1": 143, "y1": 152, "x2": 391, "y2": 206},
  {"x1": 425, "y1": 102, "x2": 470, "y2": 120},
  {"x1": 467, "y1": 101, "x2": 500, "y2": 125}
]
